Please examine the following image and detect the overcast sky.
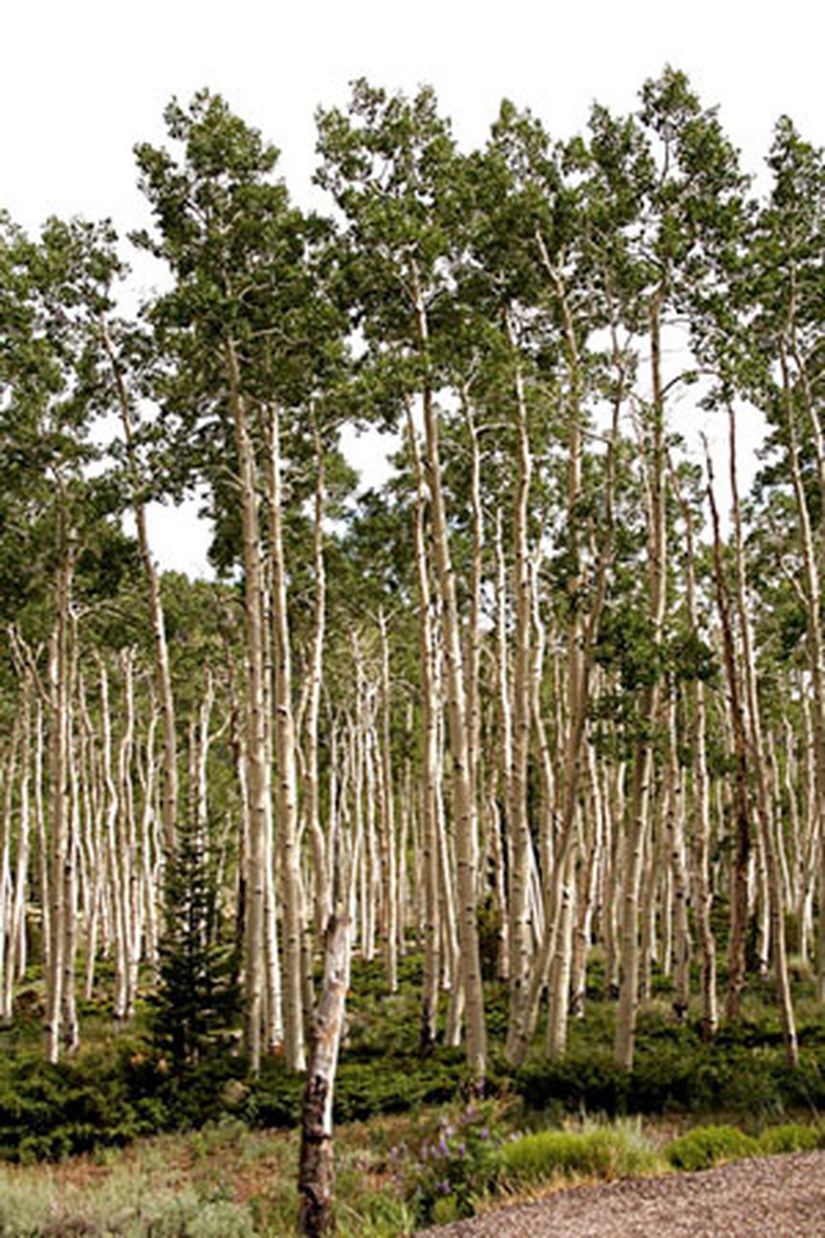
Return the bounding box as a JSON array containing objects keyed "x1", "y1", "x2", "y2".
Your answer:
[{"x1": 3, "y1": 1, "x2": 820, "y2": 575}]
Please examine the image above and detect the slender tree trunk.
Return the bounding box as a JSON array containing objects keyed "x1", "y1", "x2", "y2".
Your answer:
[
  {"x1": 407, "y1": 409, "x2": 442, "y2": 1046},
  {"x1": 545, "y1": 846, "x2": 576, "y2": 1058},
  {"x1": 0, "y1": 714, "x2": 20, "y2": 1023},
  {"x1": 672, "y1": 472, "x2": 718, "y2": 1039},
  {"x1": 705, "y1": 447, "x2": 751, "y2": 1024},
  {"x1": 225, "y1": 338, "x2": 270, "y2": 1074},
  {"x1": 377, "y1": 609, "x2": 398, "y2": 992},
  {"x1": 101, "y1": 320, "x2": 177, "y2": 858},
  {"x1": 779, "y1": 341, "x2": 825, "y2": 1003},
  {"x1": 665, "y1": 691, "x2": 691, "y2": 1021},
  {"x1": 44, "y1": 484, "x2": 74, "y2": 1063},
  {"x1": 302, "y1": 427, "x2": 330, "y2": 937},
  {"x1": 61, "y1": 621, "x2": 80, "y2": 1053},
  {"x1": 6, "y1": 678, "x2": 32, "y2": 1008},
  {"x1": 571, "y1": 741, "x2": 604, "y2": 1018},
  {"x1": 615, "y1": 291, "x2": 667, "y2": 1072},
  {"x1": 414, "y1": 294, "x2": 487, "y2": 1073},
  {"x1": 464, "y1": 405, "x2": 485, "y2": 899},
  {"x1": 727, "y1": 406, "x2": 798, "y2": 1065},
  {"x1": 265, "y1": 402, "x2": 306, "y2": 1071},
  {"x1": 505, "y1": 337, "x2": 535, "y2": 1052}
]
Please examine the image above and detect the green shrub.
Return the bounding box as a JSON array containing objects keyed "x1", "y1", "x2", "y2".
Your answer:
[
  {"x1": 515, "y1": 1033, "x2": 825, "y2": 1121},
  {"x1": 249, "y1": 1048, "x2": 470, "y2": 1130},
  {"x1": 516, "y1": 1052, "x2": 628, "y2": 1117},
  {"x1": 499, "y1": 1120, "x2": 661, "y2": 1187},
  {"x1": 757, "y1": 1123, "x2": 821, "y2": 1155},
  {"x1": 666, "y1": 1125, "x2": 760, "y2": 1171}
]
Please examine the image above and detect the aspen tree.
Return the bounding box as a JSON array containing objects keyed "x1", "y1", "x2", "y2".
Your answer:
[
  {"x1": 97, "y1": 655, "x2": 128, "y2": 1023},
  {"x1": 300, "y1": 425, "x2": 330, "y2": 936},
  {"x1": 99, "y1": 321, "x2": 178, "y2": 858},
  {"x1": 1, "y1": 214, "x2": 130, "y2": 1057},
  {"x1": 78, "y1": 673, "x2": 102, "y2": 1001},
  {"x1": 137, "y1": 703, "x2": 160, "y2": 976},
  {"x1": 570, "y1": 740, "x2": 605, "y2": 1018},
  {"x1": 136, "y1": 94, "x2": 345, "y2": 1071},
  {"x1": 728, "y1": 406, "x2": 798, "y2": 1064},
  {"x1": 362, "y1": 698, "x2": 379, "y2": 963},
  {"x1": 464, "y1": 405, "x2": 485, "y2": 884},
  {"x1": 412, "y1": 261, "x2": 488, "y2": 1076},
  {"x1": 297, "y1": 700, "x2": 365, "y2": 1238},
  {"x1": 504, "y1": 327, "x2": 535, "y2": 1051},
  {"x1": 45, "y1": 487, "x2": 75, "y2": 1060},
  {"x1": 407, "y1": 407, "x2": 442, "y2": 1045},
  {"x1": 398, "y1": 701, "x2": 414, "y2": 954},
  {"x1": 5, "y1": 678, "x2": 32, "y2": 1011},
  {"x1": 780, "y1": 351, "x2": 825, "y2": 1000},
  {"x1": 742, "y1": 123, "x2": 825, "y2": 997},
  {"x1": 791, "y1": 704, "x2": 817, "y2": 965},
  {"x1": 706, "y1": 449, "x2": 752, "y2": 1022},
  {"x1": 493, "y1": 505, "x2": 514, "y2": 983},
  {"x1": 117, "y1": 650, "x2": 141, "y2": 1020},
  {"x1": 665, "y1": 691, "x2": 691, "y2": 1020},
  {"x1": 376, "y1": 610, "x2": 399, "y2": 991},
  {"x1": 318, "y1": 84, "x2": 487, "y2": 1076},
  {"x1": 265, "y1": 402, "x2": 306, "y2": 1069},
  {"x1": 610, "y1": 65, "x2": 749, "y2": 1069},
  {"x1": 63, "y1": 620, "x2": 85, "y2": 1052},
  {"x1": 0, "y1": 714, "x2": 20, "y2": 1023},
  {"x1": 613, "y1": 293, "x2": 667, "y2": 1073},
  {"x1": 672, "y1": 471, "x2": 718, "y2": 1038}
]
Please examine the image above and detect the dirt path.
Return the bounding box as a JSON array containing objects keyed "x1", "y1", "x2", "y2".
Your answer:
[{"x1": 421, "y1": 1150, "x2": 825, "y2": 1236}]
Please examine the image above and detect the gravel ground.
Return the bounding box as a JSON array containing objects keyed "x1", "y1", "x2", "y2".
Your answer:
[{"x1": 420, "y1": 1150, "x2": 825, "y2": 1236}]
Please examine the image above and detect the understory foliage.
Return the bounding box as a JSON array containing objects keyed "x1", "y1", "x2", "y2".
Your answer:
[{"x1": 0, "y1": 964, "x2": 824, "y2": 1166}]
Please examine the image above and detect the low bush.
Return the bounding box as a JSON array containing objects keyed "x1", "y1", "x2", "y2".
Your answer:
[
  {"x1": 516, "y1": 1051, "x2": 629, "y2": 1117},
  {"x1": 757, "y1": 1123, "x2": 822, "y2": 1155},
  {"x1": 0, "y1": 1047, "x2": 165, "y2": 1162},
  {"x1": 499, "y1": 1119, "x2": 661, "y2": 1188},
  {"x1": 665, "y1": 1124, "x2": 760, "y2": 1171},
  {"x1": 515, "y1": 1033, "x2": 825, "y2": 1120},
  {"x1": 245, "y1": 1049, "x2": 467, "y2": 1131}
]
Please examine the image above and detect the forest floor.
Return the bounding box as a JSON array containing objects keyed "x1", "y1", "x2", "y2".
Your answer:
[{"x1": 421, "y1": 1149, "x2": 825, "y2": 1236}]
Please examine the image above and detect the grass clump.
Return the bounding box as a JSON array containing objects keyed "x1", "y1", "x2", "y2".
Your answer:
[
  {"x1": 499, "y1": 1118, "x2": 662, "y2": 1189},
  {"x1": 757, "y1": 1123, "x2": 822, "y2": 1155},
  {"x1": 665, "y1": 1124, "x2": 759, "y2": 1171}
]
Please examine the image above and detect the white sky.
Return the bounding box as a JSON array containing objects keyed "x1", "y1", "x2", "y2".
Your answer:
[{"x1": 3, "y1": 0, "x2": 821, "y2": 576}]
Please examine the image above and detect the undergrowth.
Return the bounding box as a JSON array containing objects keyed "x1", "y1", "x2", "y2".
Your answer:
[{"x1": 0, "y1": 952, "x2": 824, "y2": 1233}]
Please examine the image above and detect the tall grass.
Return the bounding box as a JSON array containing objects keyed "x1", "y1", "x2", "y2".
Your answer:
[{"x1": 498, "y1": 1116, "x2": 663, "y2": 1188}]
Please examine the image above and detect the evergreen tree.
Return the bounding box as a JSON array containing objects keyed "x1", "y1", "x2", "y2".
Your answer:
[{"x1": 152, "y1": 815, "x2": 239, "y2": 1068}]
